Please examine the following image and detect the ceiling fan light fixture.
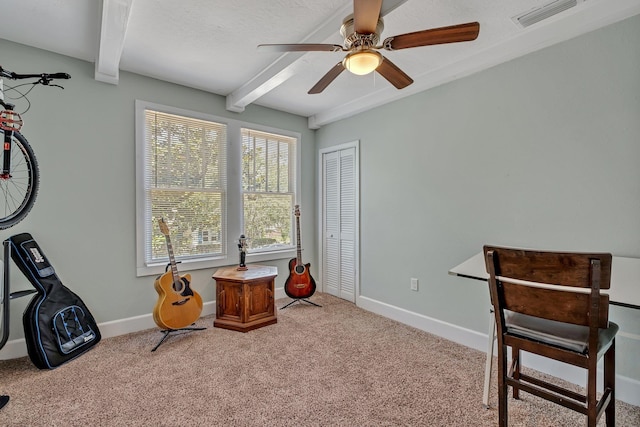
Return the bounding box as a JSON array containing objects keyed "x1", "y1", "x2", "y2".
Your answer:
[{"x1": 343, "y1": 50, "x2": 382, "y2": 75}]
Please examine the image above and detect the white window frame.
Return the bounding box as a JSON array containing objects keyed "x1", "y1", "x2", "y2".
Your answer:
[{"x1": 135, "y1": 100, "x2": 300, "y2": 277}]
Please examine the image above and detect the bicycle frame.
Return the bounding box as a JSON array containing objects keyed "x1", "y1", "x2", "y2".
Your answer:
[{"x1": 0, "y1": 77, "x2": 19, "y2": 178}]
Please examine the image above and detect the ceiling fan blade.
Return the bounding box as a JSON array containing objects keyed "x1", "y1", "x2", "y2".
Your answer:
[
  {"x1": 258, "y1": 44, "x2": 344, "y2": 53},
  {"x1": 353, "y1": 0, "x2": 383, "y2": 34},
  {"x1": 376, "y1": 56, "x2": 413, "y2": 89},
  {"x1": 383, "y1": 22, "x2": 480, "y2": 50},
  {"x1": 308, "y1": 63, "x2": 346, "y2": 94}
]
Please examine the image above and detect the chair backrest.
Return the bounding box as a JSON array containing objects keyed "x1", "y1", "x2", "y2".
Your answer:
[{"x1": 483, "y1": 246, "x2": 612, "y2": 328}]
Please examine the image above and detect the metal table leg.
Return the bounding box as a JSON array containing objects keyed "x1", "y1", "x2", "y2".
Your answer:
[{"x1": 482, "y1": 307, "x2": 496, "y2": 409}]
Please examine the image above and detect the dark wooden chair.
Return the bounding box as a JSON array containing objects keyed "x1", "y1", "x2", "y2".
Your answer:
[{"x1": 483, "y1": 245, "x2": 618, "y2": 427}]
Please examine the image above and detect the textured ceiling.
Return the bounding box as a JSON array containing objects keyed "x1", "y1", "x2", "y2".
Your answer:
[{"x1": 1, "y1": 0, "x2": 638, "y2": 128}]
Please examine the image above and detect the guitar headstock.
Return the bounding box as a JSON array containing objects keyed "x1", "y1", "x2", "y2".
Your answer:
[
  {"x1": 158, "y1": 218, "x2": 170, "y2": 237},
  {"x1": 294, "y1": 205, "x2": 300, "y2": 217}
]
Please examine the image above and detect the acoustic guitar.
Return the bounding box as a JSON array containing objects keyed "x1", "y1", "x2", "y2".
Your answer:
[
  {"x1": 284, "y1": 205, "x2": 316, "y2": 299},
  {"x1": 153, "y1": 218, "x2": 203, "y2": 330}
]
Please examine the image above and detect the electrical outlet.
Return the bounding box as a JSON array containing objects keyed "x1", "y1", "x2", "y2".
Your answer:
[{"x1": 410, "y1": 278, "x2": 419, "y2": 291}]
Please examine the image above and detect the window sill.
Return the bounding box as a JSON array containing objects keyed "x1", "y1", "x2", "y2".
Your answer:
[{"x1": 136, "y1": 248, "x2": 296, "y2": 277}]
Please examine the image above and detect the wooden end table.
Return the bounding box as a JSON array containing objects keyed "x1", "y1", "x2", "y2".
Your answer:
[{"x1": 212, "y1": 264, "x2": 277, "y2": 332}]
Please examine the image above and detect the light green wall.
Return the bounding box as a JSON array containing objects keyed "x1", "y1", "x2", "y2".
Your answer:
[
  {"x1": 316, "y1": 15, "x2": 640, "y2": 380},
  {"x1": 0, "y1": 39, "x2": 316, "y2": 339}
]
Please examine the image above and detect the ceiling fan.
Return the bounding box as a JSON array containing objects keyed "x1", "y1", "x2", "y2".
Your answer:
[{"x1": 257, "y1": 0, "x2": 480, "y2": 94}]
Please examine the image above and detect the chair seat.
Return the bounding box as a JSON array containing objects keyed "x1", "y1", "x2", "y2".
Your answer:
[{"x1": 506, "y1": 311, "x2": 619, "y2": 354}]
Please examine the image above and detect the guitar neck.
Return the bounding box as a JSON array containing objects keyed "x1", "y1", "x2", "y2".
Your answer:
[
  {"x1": 296, "y1": 215, "x2": 302, "y2": 264},
  {"x1": 165, "y1": 236, "x2": 180, "y2": 282}
]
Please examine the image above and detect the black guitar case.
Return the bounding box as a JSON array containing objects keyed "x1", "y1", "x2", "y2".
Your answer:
[{"x1": 7, "y1": 233, "x2": 100, "y2": 369}]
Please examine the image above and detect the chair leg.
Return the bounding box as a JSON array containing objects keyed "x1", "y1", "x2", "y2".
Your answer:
[
  {"x1": 510, "y1": 346, "x2": 520, "y2": 400},
  {"x1": 497, "y1": 343, "x2": 508, "y2": 427},
  {"x1": 587, "y1": 356, "x2": 598, "y2": 427},
  {"x1": 604, "y1": 339, "x2": 616, "y2": 426}
]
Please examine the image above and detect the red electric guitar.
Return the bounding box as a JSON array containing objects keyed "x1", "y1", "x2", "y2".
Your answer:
[{"x1": 284, "y1": 205, "x2": 316, "y2": 299}]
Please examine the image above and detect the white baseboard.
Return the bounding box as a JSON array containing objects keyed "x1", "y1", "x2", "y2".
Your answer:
[
  {"x1": 275, "y1": 287, "x2": 287, "y2": 300},
  {"x1": 356, "y1": 295, "x2": 640, "y2": 407}
]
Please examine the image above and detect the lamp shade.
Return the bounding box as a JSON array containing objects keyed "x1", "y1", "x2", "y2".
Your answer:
[{"x1": 343, "y1": 50, "x2": 382, "y2": 75}]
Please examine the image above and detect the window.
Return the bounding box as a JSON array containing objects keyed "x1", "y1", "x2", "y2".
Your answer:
[
  {"x1": 135, "y1": 101, "x2": 300, "y2": 276},
  {"x1": 242, "y1": 129, "x2": 296, "y2": 252},
  {"x1": 141, "y1": 109, "x2": 226, "y2": 266}
]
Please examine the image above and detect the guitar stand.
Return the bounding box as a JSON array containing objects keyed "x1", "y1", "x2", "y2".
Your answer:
[
  {"x1": 151, "y1": 325, "x2": 206, "y2": 352},
  {"x1": 280, "y1": 298, "x2": 322, "y2": 310}
]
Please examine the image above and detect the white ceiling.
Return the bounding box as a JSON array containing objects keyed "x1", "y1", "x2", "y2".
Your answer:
[{"x1": 1, "y1": 0, "x2": 638, "y2": 128}]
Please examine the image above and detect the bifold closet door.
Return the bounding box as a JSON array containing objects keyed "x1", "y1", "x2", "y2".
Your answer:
[{"x1": 322, "y1": 146, "x2": 356, "y2": 302}]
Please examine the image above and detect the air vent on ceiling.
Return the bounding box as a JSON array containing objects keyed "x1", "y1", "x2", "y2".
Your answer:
[{"x1": 513, "y1": 0, "x2": 584, "y2": 28}]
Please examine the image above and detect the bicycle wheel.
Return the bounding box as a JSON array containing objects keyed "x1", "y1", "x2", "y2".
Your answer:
[{"x1": 0, "y1": 130, "x2": 39, "y2": 229}]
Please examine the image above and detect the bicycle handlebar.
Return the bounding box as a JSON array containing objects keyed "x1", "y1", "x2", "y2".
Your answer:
[{"x1": 0, "y1": 66, "x2": 70, "y2": 83}]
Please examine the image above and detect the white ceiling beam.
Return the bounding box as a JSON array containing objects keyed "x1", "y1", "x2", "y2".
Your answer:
[
  {"x1": 226, "y1": 3, "x2": 351, "y2": 113},
  {"x1": 226, "y1": 0, "x2": 408, "y2": 113},
  {"x1": 95, "y1": 0, "x2": 133, "y2": 85},
  {"x1": 225, "y1": 51, "x2": 309, "y2": 113}
]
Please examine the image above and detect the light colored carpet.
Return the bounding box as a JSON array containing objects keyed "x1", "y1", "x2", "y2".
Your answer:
[{"x1": 0, "y1": 293, "x2": 638, "y2": 426}]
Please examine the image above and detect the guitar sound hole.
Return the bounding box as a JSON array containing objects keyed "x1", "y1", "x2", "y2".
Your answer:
[
  {"x1": 295, "y1": 265, "x2": 305, "y2": 275},
  {"x1": 173, "y1": 281, "x2": 185, "y2": 294}
]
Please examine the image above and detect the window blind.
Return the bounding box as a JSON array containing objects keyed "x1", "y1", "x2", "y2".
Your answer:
[{"x1": 143, "y1": 110, "x2": 227, "y2": 264}]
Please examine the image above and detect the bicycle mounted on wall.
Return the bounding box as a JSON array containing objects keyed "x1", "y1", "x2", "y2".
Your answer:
[
  {"x1": 0, "y1": 65, "x2": 71, "y2": 409},
  {"x1": 0, "y1": 65, "x2": 70, "y2": 229}
]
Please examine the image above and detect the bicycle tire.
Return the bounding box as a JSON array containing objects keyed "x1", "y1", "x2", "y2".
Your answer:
[{"x1": 0, "y1": 130, "x2": 39, "y2": 229}]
